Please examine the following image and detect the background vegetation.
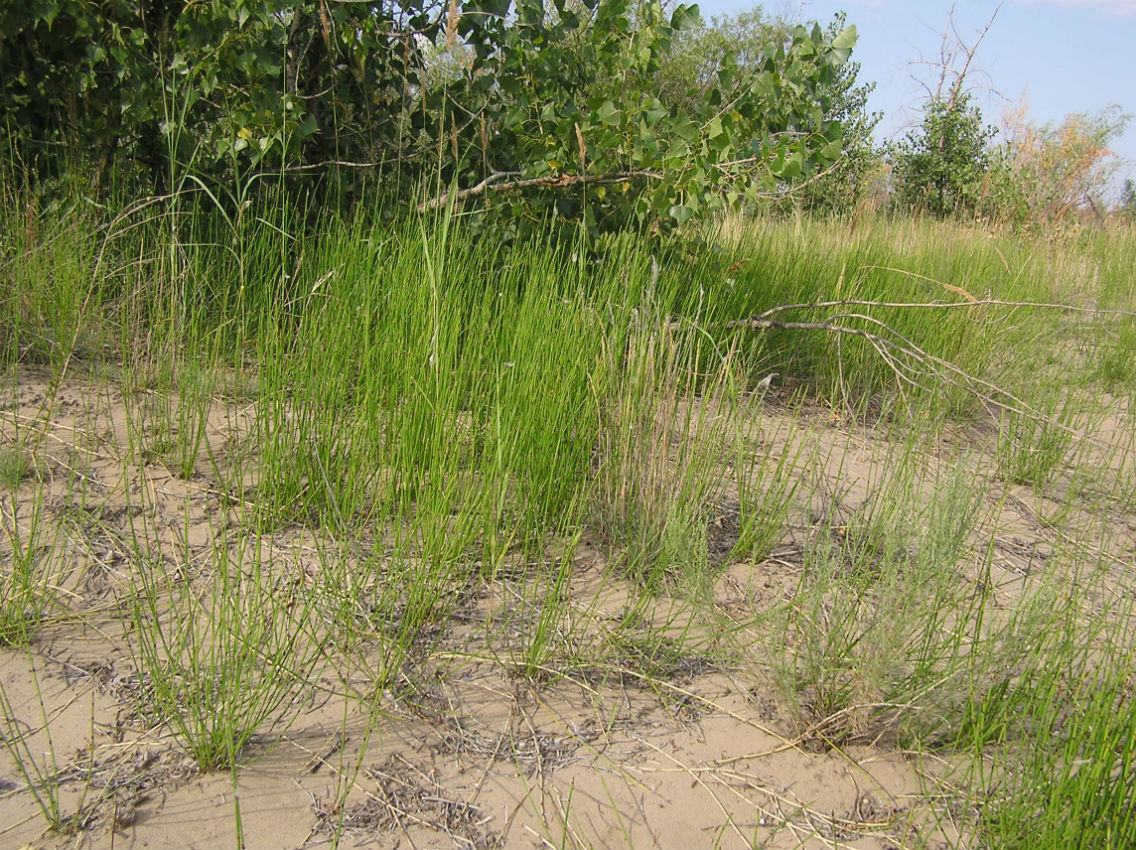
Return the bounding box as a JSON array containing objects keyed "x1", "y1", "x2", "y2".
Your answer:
[{"x1": 3, "y1": 1, "x2": 1136, "y2": 848}]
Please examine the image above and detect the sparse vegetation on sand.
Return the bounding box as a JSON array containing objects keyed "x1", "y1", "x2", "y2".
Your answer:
[{"x1": 3, "y1": 185, "x2": 1135, "y2": 847}]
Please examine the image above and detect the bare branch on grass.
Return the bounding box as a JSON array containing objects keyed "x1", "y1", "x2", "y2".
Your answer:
[
  {"x1": 731, "y1": 311, "x2": 1069, "y2": 430},
  {"x1": 734, "y1": 297, "x2": 1136, "y2": 323},
  {"x1": 723, "y1": 297, "x2": 1136, "y2": 451}
]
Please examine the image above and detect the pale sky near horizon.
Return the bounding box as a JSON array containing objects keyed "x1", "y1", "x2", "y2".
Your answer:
[{"x1": 694, "y1": 0, "x2": 1136, "y2": 200}]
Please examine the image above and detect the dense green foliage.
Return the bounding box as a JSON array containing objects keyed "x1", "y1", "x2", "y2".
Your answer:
[
  {"x1": 886, "y1": 93, "x2": 1130, "y2": 225},
  {"x1": 1, "y1": 0, "x2": 858, "y2": 232},
  {"x1": 1, "y1": 0, "x2": 424, "y2": 194},
  {"x1": 655, "y1": 9, "x2": 880, "y2": 216},
  {"x1": 888, "y1": 93, "x2": 996, "y2": 218},
  {"x1": 794, "y1": 18, "x2": 880, "y2": 215}
]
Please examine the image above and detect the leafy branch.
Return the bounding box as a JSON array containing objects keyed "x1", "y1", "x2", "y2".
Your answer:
[{"x1": 416, "y1": 170, "x2": 664, "y2": 213}]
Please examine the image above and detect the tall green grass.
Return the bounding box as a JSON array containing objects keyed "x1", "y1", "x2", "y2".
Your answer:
[
  {"x1": 976, "y1": 662, "x2": 1136, "y2": 849},
  {"x1": 706, "y1": 214, "x2": 1099, "y2": 419},
  {"x1": 3, "y1": 171, "x2": 1136, "y2": 845}
]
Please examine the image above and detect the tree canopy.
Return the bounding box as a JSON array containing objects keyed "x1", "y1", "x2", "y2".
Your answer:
[{"x1": 1, "y1": 0, "x2": 859, "y2": 232}]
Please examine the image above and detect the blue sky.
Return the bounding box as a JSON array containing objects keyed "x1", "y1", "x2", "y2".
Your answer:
[{"x1": 695, "y1": 0, "x2": 1136, "y2": 199}]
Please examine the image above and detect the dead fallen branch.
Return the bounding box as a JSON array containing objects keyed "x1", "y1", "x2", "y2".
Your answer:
[
  {"x1": 731, "y1": 298, "x2": 1136, "y2": 323},
  {"x1": 722, "y1": 299, "x2": 1136, "y2": 451},
  {"x1": 416, "y1": 170, "x2": 663, "y2": 213}
]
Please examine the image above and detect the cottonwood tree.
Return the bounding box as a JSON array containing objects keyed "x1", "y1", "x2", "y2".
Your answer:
[
  {"x1": 413, "y1": 0, "x2": 860, "y2": 234},
  {"x1": 653, "y1": 8, "x2": 881, "y2": 216},
  {"x1": 888, "y1": 2, "x2": 1002, "y2": 219},
  {"x1": 0, "y1": 0, "x2": 438, "y2": 194},
  {"x1": 2, "y1": 0, "x2": 858, "y2": 235},
  {"x1": 890, "y1": 93, "x2": 997, "y2": 218}
]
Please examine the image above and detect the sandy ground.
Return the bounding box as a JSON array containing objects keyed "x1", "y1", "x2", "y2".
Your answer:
[{"x1": 4, "y1": 361, "x2": 1105, "y2": 849}]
